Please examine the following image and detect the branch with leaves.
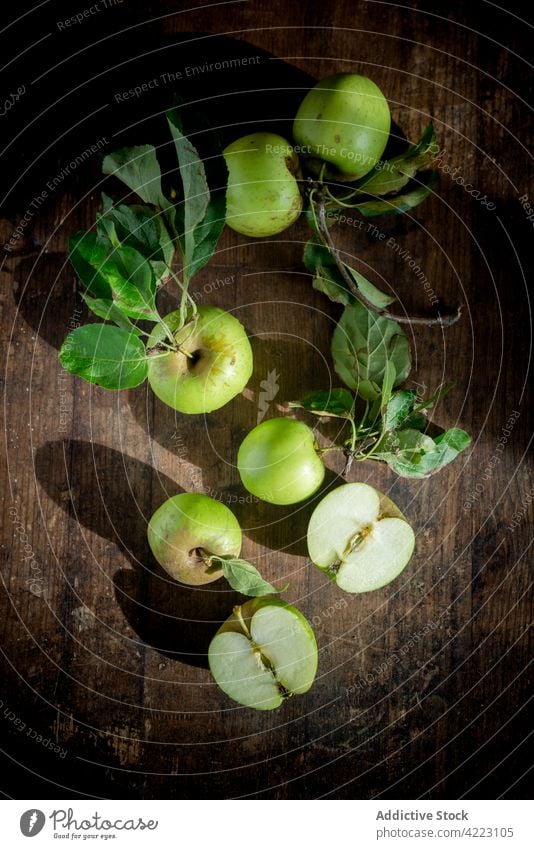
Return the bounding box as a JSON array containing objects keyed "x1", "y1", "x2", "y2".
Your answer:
[{"x1": 59, "y1": 108, "x2": 226, "y2": 390}]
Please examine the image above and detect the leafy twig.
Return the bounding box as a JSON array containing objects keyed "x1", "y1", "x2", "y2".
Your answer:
[{"x1": 314, "y1": 192, "x2": 461, "y2": 328}]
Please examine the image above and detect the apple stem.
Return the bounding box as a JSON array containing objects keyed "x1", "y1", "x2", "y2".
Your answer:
[
  {"x1": 311, "y1": 191, "x2": 462, "y2": 328},
  {"x1": 167, "y1": 267, "x2": 198, "y2": 318},
  {"x1": 177, "y1": 345, "x2": 195, "y2": 360},
  {"x1": 158, "y1": 316, "x2": 179, "y2": 349}
]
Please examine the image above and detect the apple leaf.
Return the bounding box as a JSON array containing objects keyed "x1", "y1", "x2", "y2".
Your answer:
[
  {"x1": 332, "y1": 301, "x2": 411, "y2": 401},
  {"x1": 186, "y1": 188, "x2": 227, "y2": 279},
  {"x1": 166, "y1": 109, "x2": 210, "y2": 275},
  {"x1": 383, "y1": 389, "x2": 417, "y2": 431},
  {"x1": 95, "y1": 245, "x2": 159, "y2": 322},
  {"x1": 352, "y1": 123, "x2": 438, "y2": 197},
  {"x1": 81, "y1": 294, "x2": 142, "y2": 335},
  {"x1": 59, "y1": 324, "x2": 148, "y2": 390},
  {"x1": 102, "y1": 145, "x2": 169, "y2": 210},
  {"x1": 211, "y1": 555, "x2": 288, "y2": 597},
  {"x1": 99, "y1": 194, "x2": 174, "y2": 282},
  {"x1": 347, "y1": 266, "x2": 397, "y2": 309},
  {"x1": 312, "y1": 263, "x2": 354, "y2": 306},
  {"x1": 290, "y1": 388, "x2": 354, "y2": 418},
  {"x1": 373, "y1": 427, "x2": 470, "y2": 477},
  {"x1": 69, "y1": 231, "x2": 113, "y2": 300},
  {"x1": 380, "y1": 360, "x2": 397, "y2": 410},
  {"x1": 411, "y1": 381, "x2": 457, "y2": 413},
  {"x1": 166, "y1": 109, "x2": 227, "y2": 282},
  {"x1": 303, "y1": 238, "x2": 333, "y2": 271},
  {"x1": 304, "y1": 238, "x2": 396, "y2": 309},
  {"x1": 354, "y1": 170, "x2": 439, "y2": 218}
]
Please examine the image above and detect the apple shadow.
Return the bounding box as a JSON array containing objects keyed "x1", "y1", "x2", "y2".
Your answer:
[
  {"x1": 34, "y1": 440, "x2": 242, "y2": 667},
  {"x1": 9, "y1": 251, "x2": 82, "y2": 352}
]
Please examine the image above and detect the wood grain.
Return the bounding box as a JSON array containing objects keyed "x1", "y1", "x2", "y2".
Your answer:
[{"x1": 0, "y1": 0, "x2": 531, "y2": 799}]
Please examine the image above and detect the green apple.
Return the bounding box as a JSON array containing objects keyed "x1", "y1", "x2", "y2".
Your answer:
[
  {"x1": 293, "y1": 73, "x2": 391, "y2": 180},
  {"x1": 237, "y1": 418, "x2": 325, "y2": 505},
  {"x1": 307, "y1": 482, "x2": 415, "y2": 592},
  {"x1": 208, "y1": 598, "x2": 318, "y2": 709},
  {"x1": 148, "y1": 493, "x2": 242, "y2": 586},
  {"x1": 224, "y1": 132, "x2": 303, "y2": 237},
  {"x1": 146, "y1": 305, "x2": 253, "y2": 414}
]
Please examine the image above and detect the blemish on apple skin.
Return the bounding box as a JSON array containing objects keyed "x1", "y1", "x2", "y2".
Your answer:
[{"x1": 334, "y1": 134, "x2": 341, "y2": 144}]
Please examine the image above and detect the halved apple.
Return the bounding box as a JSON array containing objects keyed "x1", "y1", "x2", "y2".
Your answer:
[
  {"x1": 307, "y1": 482, "x2": 415, "y2": 593},
  {"x1": 208, "y1": 598, "x2": 318, "y2": 710}
]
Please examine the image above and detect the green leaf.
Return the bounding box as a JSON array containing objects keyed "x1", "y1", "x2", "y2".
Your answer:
[
  {"x1": 186, "y1": 189, "x2": 227, "y2": 278},
  {"x1": 69, "y1": 231, "x2": 113, "y2": 300},
  {"x1": 355, "y1": 170, "x2": 438, "y2": 217},
  {"x1": 380, "y1": 360, "x2": 397, "y2": 411},
  {"x1": 291, "y1": 388, "x2": 354, "y2": 418},
  {"x1": 303, "y1": 238, "x2": 333, "y2": 271},
  {"x1": 98, "y1": 245, "x2": 159, "y2": 321},
  {"x1": 102, "y1": 145, "x2": 168, "y2": 209},
  {"x1": 59, "y1": 324, "x2": 148, "y2": 390},
  {"x1": 81, "y1": 294, "x2": 142, "y2": 335},
  {"x1": 166, "y1": 109, "x2": 210, "y2": 275},
  {"x1": 331, "y1": 301, "x2": 411, "y2": 400},
  {"x1": 347, "y1": 267, "x2": 397, "y2": 309},
  {"x1": 212, "y1": 556, "x2": 287, "y2": 597},
  {"x1": 383, "y1": 389, "x2": 417, "y2": 431},
  {"x1": 373, "y1": 426, "x2": 470, "y2": 477},
  {"x1": 373, "y1": 429, "x2": 437, "y2": 476},
  {"x1": 304, "y1": 238, "x2": 396, "y2": 309},
  {"x1": 353, "y1": 123, "x2": 438, "y2": 197},
  {"x1": 95, "y1": 212, "x2": 121, "y2": 249},
  {"x1": 430, "y1": 428, "x2": 471, "y2": 468},
  {"x1": 99, "y1": 195, "x2": 174, "y2": 281},
  {"x1": 312, "y1": 264, "x2": 354, "y2": 306},
  {"x1": 412, "y1": 381, "x2": 456, "y2": 414}
]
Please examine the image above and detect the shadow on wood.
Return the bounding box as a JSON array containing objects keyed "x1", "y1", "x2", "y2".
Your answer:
[{"x1": 34, "y1": 439, "x2": 241, "y2": 667}]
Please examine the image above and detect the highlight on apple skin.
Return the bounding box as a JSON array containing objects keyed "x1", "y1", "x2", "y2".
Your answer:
[
  {"x1": 237, "y1": 417, "x2": 325, "y2": 505},
  {"x1": 223, "y1": 132, "x2": 303, "y2": 237},
  {"x1": 147, "y1": 492, "x2": 242, "y2": 586},
  {"x1": 146, "y1": 305, "x2": 253, "y2": 414},
  {"x1": 307, "y1": 482, "x2": 415, "y2": 593},
  {"x1": 293, "y1": 73, "x2": 391, "y2": 180},
  {"x1": 208, "y1": 597, "x2": 319, "y2": 710}
]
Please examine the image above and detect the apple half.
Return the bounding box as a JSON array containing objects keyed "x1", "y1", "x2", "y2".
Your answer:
[
  {"x1": 209, "y1": 598, "x2": 318, "y2": 710},
  {"x1": 307, "y1": 483, "x2": 415, "y2": 593}
]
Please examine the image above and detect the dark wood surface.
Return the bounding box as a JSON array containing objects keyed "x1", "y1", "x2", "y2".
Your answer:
[{"x1": 1, "y1": 0, "x2": 532, "y2": 799}]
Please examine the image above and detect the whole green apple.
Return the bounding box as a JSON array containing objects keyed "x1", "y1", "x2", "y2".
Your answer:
[
  {"x1": 237, "y1": 417, "x2": 325, "y2": 505},
  {"x1": 307, "y1": 482, "x2": 415, "y2": 593},
  {"x1": 224, "y1": 132, "x2": 303, "y2": 237},
  {"x1": 146, "y1": 305, "x2": 253, "y2": 414},
  {"x1": 148, "y1": 493, "x2": 242, "y2": 586},
  {"x1": 293, "y1": 73, "x2": 391, "y2": 180},
  {"x1": 209, "y1": 597, "x2": 318, "y2": 709}
]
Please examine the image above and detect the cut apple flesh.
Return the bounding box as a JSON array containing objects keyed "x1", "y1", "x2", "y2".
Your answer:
[
  {"x1": 208, "y1": 602, "x2": 318, "y2": 710},
  {"x1": 307, "y1": 482, "x2": 415, "y2": 593}
]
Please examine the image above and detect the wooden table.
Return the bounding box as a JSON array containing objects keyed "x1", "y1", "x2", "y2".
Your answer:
[{"x1": 1, "y1": 0, "x2": 532, "y2": 799}]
